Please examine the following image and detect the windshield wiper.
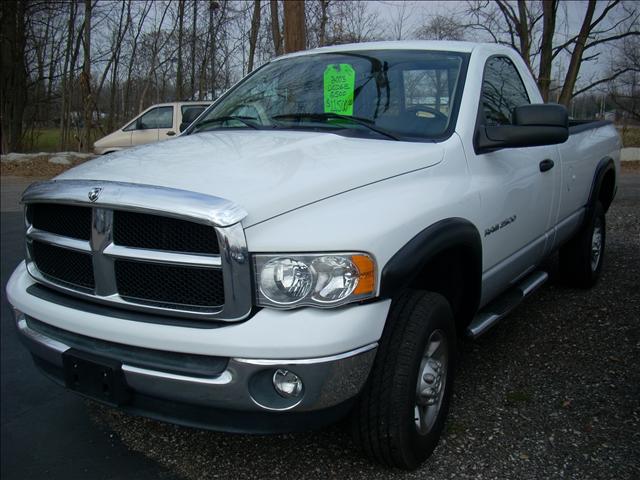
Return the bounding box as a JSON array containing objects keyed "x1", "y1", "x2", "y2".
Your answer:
[
  {"x1": 192, "y1": 115, "x2": 260, "y2": 132},
  {"x1": 272, "y1": 113, "x2": 399, "y2": 141}
]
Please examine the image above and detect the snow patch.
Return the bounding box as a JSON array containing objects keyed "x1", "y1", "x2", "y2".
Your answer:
[
  {"x1": 0, "y1": 152, "x2": 49, "y2": 163},
  {"x1": 1, "y1": 151, "x2": 94, "y2": 164}
]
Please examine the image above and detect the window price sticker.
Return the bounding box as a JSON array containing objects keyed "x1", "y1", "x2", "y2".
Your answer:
[{"x1": 323, "y1": 64, "x2": 355, "y2": 116}]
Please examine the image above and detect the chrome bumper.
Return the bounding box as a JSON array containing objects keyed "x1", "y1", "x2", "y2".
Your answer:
[{"x1": 15, "y1": 311, "x2": 377, "y2": 413}]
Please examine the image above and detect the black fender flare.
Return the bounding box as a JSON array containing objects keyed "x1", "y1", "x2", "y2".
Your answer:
[
  {"x1": 379, "y1": 218, "x2": 483, "y2": 316},
  {"x1": 587, "y1": 157, "x2": 616, "y2": 215}
]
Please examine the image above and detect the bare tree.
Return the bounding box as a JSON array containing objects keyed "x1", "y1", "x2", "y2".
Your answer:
[
  {"x1": 537, "y1": 0, "x2": 557, "y2": 101},
  {"x1": 247, "y1": 0, "x2": 261, "y2": 72},
  {"x1": 284, "y1": 0, "x2": 305, "y2": 53},
  {"x1": 81, "y1": 0, "x2": 92, "y2": 151},
  {"x1": 415, "y1": 14, "x2": 465, "y2": 41},
  {"x1": 389, "y1": 1, "x2": 413, "y2": 40},
  {"x1": 175, "y1": 0, "x2": 185, "y2": 100},
  {"x1": 270, "y1": 0, "x2": 283, "y2": 55},
  {"x1": 466, "y1": 0, "x2": 639, "y2": 105},
  {"x1": 189, "y1": 0, "x2": 197, "y2": 98},
  {"x1": 0, "y1": 0, "x2": 28, "y2": 153},
  {"x1": 608, "y1": 35, "x2": 640, "y2": 121},
  {"x1": 329, "y1": 0, "x2": 380, "y2": 44},
  {"x1": 557, "y1": 0, "x2": 639, "y2": 105}
]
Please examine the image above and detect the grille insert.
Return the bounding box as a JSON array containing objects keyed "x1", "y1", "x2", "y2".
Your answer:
[
  {"x1": 113, "y1": 210, "x2": 219, "y2": 254},
  {"x1": 28, "y1": 203, "x2": 91, "y2": 240},
  {"x1": 31, "y1": 240, "x2": 95, "y2": 290},
  {"x1": 115, "y1": 260, "x2": 224, "y2": 308}
]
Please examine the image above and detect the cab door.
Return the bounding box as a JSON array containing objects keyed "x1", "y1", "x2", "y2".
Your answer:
[{"x1": 468, "y1": 56, "x2": 561, "y2": 303}]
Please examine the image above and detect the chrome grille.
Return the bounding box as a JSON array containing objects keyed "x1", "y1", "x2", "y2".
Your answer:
[
  {"x1": 22, "y1": 180, "x2": 251, "y2": 321},
  {"x1": 113, "y1": 210, "x2": 220, "y2": 254},
  {"x1": 31, "y1": 240, "x2": 95, "y2": 290},
  {"x1": 115, "y1": 260, "x2": 225, "y2": 308},
  {"x1": 28, "y1": 203, "x2": 92, "y2": 240}
]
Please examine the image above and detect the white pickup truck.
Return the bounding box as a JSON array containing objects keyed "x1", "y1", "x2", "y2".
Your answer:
[{"x1": 7, "y1": 41, "x2": 620, "y2": 469}]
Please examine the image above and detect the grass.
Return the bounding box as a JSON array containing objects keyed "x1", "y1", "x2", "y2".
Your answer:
[
  {"x1": 26, "y1": 128, "x2": 61, "y2": 152},
  {"x1": 22, "y1": 128, "x2": 102, "y2": 153}
]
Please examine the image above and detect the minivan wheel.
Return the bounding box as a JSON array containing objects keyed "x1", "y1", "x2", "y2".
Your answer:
[{"x1": 351, "y1": 290, "x2": 456, "y2": 470}]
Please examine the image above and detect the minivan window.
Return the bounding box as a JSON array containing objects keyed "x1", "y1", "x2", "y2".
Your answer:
[
  {"x1": 481, "y1": 56, "x2": 530, "y2": 126},
  {"x1": 131, "y1": 106, "x2": 174, "y2": 130},
  {"x1": 181, "y1": 105, "x2": 208, "y2": 117}
]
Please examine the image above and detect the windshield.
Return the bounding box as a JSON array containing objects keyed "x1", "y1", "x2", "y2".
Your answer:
[{"x1": 190, "y1": 50, "x2": 468, "y2": 141}]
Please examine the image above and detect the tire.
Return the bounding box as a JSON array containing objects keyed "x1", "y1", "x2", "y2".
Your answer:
[
  {"x1": 351, "y1": 290, "x2": 456, "y2": 470},
  {"x1": 559, "y1": 201, "x2": 606, "y2": 288}
]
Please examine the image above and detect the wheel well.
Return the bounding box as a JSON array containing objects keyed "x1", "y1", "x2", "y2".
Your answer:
[
  {"x1": 408, "y1": 246, "x2": 480, "y2": 333},
  {"x1": 599, "y1": 169, "x2": 616, "y2": 212}
]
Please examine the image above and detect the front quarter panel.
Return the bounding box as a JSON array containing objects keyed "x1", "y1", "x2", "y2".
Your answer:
[{"x1": 245, "y1": 135, "x2": 477, "y2": 297}]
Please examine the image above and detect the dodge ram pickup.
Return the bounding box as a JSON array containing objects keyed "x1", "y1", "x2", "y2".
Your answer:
[{"x1": 7, "y1": 41, "x2": 621, "y2": 469}]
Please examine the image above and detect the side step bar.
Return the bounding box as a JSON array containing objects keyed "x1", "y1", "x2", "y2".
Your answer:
[{"x1": 466, "y1": 271, "x2": 549, "y2": 339}]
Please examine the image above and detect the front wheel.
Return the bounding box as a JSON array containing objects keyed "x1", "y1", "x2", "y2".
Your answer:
[{"x1": 351, "y1": 290, "x2": 456, "y2": 470}]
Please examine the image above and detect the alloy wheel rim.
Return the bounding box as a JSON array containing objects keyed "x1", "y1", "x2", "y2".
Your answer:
[
  {"x1": 591, "y1": 221, "x2": 603, "y2": 272},
  {"x1": 414, "y1": 329, "x2": 448, "y2": 435}
]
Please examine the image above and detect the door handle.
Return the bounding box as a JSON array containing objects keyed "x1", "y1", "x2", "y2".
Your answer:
[
  {"x1": 539, "y1": 159, "x2": 554, "y2": 172},
  {"x1": 166, "y1": 131, "x2": 176, "y2": 136}
]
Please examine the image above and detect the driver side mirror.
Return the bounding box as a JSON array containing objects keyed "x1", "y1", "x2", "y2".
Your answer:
[{"x1": 475, "y1": 104, "x2": 569, "y2": 154}]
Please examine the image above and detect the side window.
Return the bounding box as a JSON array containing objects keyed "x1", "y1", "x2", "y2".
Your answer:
[
  {"x1": 481, "y1": 57, "x2": 530, "y2": 126},
  {"x1": 181, "y1": 105, "x2": 207, "y2": 117},
  {"x1": 138, "y1": 106, "x2": 174, "y2": 130}
]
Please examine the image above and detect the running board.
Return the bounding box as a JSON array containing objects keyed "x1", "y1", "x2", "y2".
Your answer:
[{"x1": 466, "y1": 271, "x2": 549, "y2": 339}]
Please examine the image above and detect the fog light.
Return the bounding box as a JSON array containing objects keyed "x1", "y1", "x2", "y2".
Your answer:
[{"x1": 272, "y1": 369, "x2": 303, "y2": 398}]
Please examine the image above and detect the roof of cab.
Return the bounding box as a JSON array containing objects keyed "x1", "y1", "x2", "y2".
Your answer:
[{"x1": 274, "y1": 40, "x2": 513, "y2": 61}]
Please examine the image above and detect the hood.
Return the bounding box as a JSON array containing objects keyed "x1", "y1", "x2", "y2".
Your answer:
[{"x1": 58, "y1": 130, "x2": 445, "y2": 226}]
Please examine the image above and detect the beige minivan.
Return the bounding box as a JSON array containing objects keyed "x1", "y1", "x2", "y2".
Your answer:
[{"x1": 93, "y1": 101, "x2": 211, "y2": 154}]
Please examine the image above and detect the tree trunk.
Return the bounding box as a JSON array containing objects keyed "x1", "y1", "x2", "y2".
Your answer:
[
  {"x1": 0, "y1": 0, "x2": 28, "y2": 153},
  {"x1": 515, "y1": 0, "x2": 532, "y2": 73},
  {"x1": 59, "y1": 2, "x2": 75, "y2": 149},
  {"x1": 209, "y1": 0, "x2": 217, "y2": 97},
  {"x1": 537, "y1": 0, "x2": 557, "y2": 102},
  {"x1": 190, "y1": 0, "x2": 197, "y2": 98},
  {"x1": 319, "y1": 0, "x2": 329, "y2": 46},
  {"x1": 283, "y1": 0, "x2": 305, "y2": 53},
  {"x1": 176, "y1": 0, "x2": 185, "y2": 100},
  {"x1": 558, "y1": 0, "x2": 597, "y2": 106},
  {"x1": 81, "y1": 0, "x2": 93, "y2": 152},
  {"x1": 247, "y1": 0, "x2": 261, "y2": 72},
  {"x1": 269, "y1": 0, "x2": 282, "y2": 55}
]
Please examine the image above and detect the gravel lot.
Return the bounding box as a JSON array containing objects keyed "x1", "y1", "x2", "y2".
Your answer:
[{"x1": 86, "y1": 170, "x2": 640, "y2": 480}]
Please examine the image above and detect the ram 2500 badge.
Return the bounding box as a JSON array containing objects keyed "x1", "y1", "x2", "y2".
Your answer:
[{"x1": 7, "y1": 41, "x2": 620, "y2": 469}]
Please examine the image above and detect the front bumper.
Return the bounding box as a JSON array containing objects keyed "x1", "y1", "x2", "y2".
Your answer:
[
  {"x1": 7, "y1": 260, "x2": 388, "y2": 432},
  {"x1": 12, "y1": 308, "x2": 378, "y2": 432}
]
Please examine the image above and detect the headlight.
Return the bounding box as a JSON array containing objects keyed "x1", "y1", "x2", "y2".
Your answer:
[{"x1": 254, "y1": 253, "x2": 376, "y2": 308}]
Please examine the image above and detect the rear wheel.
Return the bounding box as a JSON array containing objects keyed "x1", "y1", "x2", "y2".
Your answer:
[
  {"x1": 560, "y1": 201, "x2": 606, "y2": 288},
  {"x1": 351, "y1": 290, "x2": 456, "y2": 470}
]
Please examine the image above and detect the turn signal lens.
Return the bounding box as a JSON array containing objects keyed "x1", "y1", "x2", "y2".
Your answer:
[{"x1": 352, "y1": 254, "x2": 375, "y2": 295}]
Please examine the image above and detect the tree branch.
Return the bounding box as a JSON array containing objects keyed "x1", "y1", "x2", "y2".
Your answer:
[{"x1": 572, "y1": 67, "x2": 635, "y2": 98}]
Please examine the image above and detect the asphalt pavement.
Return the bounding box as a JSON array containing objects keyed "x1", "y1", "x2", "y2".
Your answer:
[
  {"x1": 1, "y1": 172, "x2": 639, "y2": 480},
  {"x1": 1, "y1": 179, "x2": 177, "y2": 480}
]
